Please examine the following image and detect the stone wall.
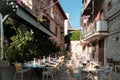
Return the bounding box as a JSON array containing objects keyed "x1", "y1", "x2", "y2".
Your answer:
[
  {"x1": 106, "y1": 3, "x2": 120, "y2": 62},
  {"x1": 70, "y1": 41, "x2": 82, "y2": 55},
  {"x1": 0, "y1": 61, "x2": 15, "y2": 80}
]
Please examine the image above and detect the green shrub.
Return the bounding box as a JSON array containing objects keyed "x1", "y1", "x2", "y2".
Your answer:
[{"x1": 69, "y1": 31, "x2": 81, "y2": 41}]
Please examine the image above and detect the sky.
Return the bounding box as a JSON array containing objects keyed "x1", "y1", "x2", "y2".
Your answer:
[{"x1": 59, "y1": 0, "x2": 82, "y2": 29}]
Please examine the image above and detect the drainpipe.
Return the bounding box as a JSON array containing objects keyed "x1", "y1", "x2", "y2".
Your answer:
[{"x1": 0, "y1": 13, "x2": 9, "y2": 61}]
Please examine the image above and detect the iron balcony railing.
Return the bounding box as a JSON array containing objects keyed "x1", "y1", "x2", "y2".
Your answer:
[{"x1": 83, "y1": 20, "x2": 107, "y2": 38}]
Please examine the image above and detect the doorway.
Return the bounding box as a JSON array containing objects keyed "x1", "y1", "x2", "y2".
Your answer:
[{"x1": 98, "y1": 39, "x2": 104, "y2": 65}]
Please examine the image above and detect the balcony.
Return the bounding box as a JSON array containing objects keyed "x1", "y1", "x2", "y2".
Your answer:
[
  {"x1": 81, "y1": 0, "x2": 104, "y2": 16},
  {"x1": 82, "y1": 20, "x2": 108, "y2": 41},
  {"x1": 96, "y1": 20, "x2": 107, "y2": 32},
  {"x1": 81, "y1": 0, "x2": 92, "y2": 15},
  {"x1": 84, "y1": 0, "x2": 91, "y2": 10}
]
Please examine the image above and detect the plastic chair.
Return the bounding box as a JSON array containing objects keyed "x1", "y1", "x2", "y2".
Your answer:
[
  {"x1": 14, "y1": 63, "x2": 31, "y2": 80},
  {"x1": 42, "y1": 67, "x2": 57, "y2": 80}
]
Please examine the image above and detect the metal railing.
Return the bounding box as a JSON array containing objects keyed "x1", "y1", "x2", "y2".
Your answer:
[{"x1": 82, "y1": 20, "x2": 107, "y2": 38}]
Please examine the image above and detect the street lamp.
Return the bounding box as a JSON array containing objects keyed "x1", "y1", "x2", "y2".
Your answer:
[
  {"x1": 0, "y1": 13, "x2": 9, "y2": 60},
  {"x1": 0, "y1": 1, "x2": 18, "y2": 60}
]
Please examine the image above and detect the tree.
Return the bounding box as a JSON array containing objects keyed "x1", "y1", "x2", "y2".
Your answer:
[{"x1": 69, "y1": 30, "x2": 82, "y2": 41}]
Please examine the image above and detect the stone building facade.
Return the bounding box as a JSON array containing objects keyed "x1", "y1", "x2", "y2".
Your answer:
[
  {"x1": 80, "y1": 0, "x2": 107, "y2": 65},
  {"x1": 105, "y1": 0, "x2": 120, "y2": 63},
  {"x1": 80, "y1": 0, "x2": 120, "y2": 70},
  {"x1": 21, "y1": 0, "x2": 67, "y2": 53}
]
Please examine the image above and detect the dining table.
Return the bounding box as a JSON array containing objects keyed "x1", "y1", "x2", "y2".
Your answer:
[
  {"x1": 22, "y1": 58, "x2": 61, "y2": 79},
  {"x1": 22, "y1": 61, "x2": 46, "y2": 80}
]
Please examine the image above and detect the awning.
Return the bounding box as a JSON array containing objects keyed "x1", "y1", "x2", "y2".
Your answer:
[{"x1": 16, "y1": 6, "x2": 56, "y2": 37}]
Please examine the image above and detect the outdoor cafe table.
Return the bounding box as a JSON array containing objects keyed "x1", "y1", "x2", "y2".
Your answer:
[
  {"x1": 22, "y1": 60, "x2": 60, "y2": 79},
  {"x1": 22, "y1": 63, "x2": 45, "y2": 69},
  {"x1": 22, "y1": 63, "x2": 46, "y2": 80}
]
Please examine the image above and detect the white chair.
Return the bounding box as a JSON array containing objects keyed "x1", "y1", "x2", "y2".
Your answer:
[{"x1": 14, "y1": 63, "x2": 31, "y2": 80}]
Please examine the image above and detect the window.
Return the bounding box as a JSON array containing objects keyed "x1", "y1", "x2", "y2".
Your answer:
[{"x1": 42, "y1": 15, "x2": 50, "y2": 29}]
